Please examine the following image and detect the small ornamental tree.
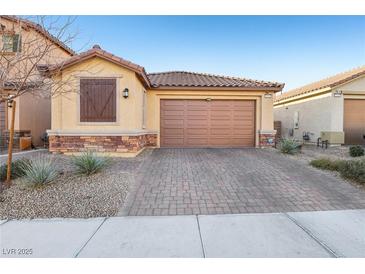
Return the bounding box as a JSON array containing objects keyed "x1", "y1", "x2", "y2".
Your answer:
[{"x1": 0, "y1": 16, "x2": 78, "y2": 187}]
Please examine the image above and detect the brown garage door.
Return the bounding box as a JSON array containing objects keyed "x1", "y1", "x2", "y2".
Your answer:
[
  {"x1": 160, "y1": 99, "x2": 255, "y2": 147},
  {"x1": 344, "y1": 99, "x2": 365, "y2": 145}
]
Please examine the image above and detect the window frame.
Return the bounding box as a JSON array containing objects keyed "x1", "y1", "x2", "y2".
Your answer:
[
  {"x1": 77, "y1": 77, "x2": 120, "y2": 125},
  {"x1": 1, "y1": 34, "x2": 21, "y2": 53}
]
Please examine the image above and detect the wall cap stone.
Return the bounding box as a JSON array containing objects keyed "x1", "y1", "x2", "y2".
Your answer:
[
  {"x1": 47, "y1": 129, "x2": 158, "y2": 136},
  {"x1": 259, "y1": 130, "x2": 277, "y2": 135}
]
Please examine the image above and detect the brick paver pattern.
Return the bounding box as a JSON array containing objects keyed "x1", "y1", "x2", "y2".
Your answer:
[{"x1": 125, "y1": 148, "x2": 365, "y2": 216}]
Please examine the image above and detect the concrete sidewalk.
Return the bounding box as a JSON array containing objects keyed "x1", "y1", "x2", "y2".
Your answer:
[{"x1": 1, "y1": 209, "x2": 364, "y2": 258}]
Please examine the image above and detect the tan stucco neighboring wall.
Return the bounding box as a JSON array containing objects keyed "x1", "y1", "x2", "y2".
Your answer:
[
  {"x1": 1, "y1": 16, "x2": 72, "y2": 146},
  {"x1": 146, "y1": 89, "x2": 274, "y2": 147},
  {"x1": 51, "y1": 57, "x2": 146, "y2": 132},
  {"x1": 18, "y1": 92, "x2": 51, "y2": 146}
]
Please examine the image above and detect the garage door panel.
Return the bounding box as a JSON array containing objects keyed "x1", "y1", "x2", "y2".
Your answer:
[
  {"x1": 344, "y1": 99, "x2": 365, "y2": 145},
  {"x1": 231, "y1": 138, "x2": 254, "y2": 145},
  {"x1": 163, "y1": 138, "x2": 185, "y2": 146},
  {"x1": 209, "y1": 138, "x2": 233, "y2": 146},
  {"x1": 186, "y1": 120, "x2": 209, "y2": 127},
  {"x1": 160, "y1": 99, "x2": 255, "y2": 147},
  {"x1": 186, "y1": 138, "x2": 209, "y2": 146},
  {"x1": 162, "y1": 110, "x2": 186, "y2": 116},
  {"x1": 233, "y1": 128, "x2": 254, "y2": 134},
  {"x1": 186, "y1": 128, "x2": 209, "y2": 135},
  {"x1": 163, "y1": 128, "x2": 184, "y2": 135},
  {"x1": 162, "y1": 119, "x2": 184, "y2": 127},
  {"x1": 210, "y1": 114, "x2": 232, "y2": 120}
]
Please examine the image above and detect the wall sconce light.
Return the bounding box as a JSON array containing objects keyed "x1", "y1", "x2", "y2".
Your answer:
[
  {"x1": 264, "y1": 93, "x2": 273, "y2": 99},
  {"x1": 333, "y1": 90, "x2": 342, "y2": 97},
  {"x1": 123, "y1": 88, "x2": 129, "y2": 99},
  {"x1": 7, "y1": 95, "x2": 14, "y2": 108}
]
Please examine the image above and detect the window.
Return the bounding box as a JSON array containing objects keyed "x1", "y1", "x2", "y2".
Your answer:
[
  {"x1": 2, "y1": 34, "x2": 21, "y2": 53},
  {"x1": 80, "y1": 78, "x2": 117, "y2": 123}
]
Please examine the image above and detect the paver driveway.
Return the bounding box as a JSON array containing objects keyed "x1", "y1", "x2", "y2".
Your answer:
[{"x1": 121, "y1": 148, "x2": 365, "y2": 216}]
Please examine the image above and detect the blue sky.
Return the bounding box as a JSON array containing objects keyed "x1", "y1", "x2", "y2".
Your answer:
[{"x1": 66, "y1": 16, "x2": 365, "y2": 91}]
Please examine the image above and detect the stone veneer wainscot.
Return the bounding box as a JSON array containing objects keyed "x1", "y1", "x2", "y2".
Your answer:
[{"x1": 48, "y1": 131, "x2": 157, "y2": 154}]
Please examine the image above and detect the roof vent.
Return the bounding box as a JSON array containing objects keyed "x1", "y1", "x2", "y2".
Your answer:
[{"x1": 92, "y1": 44, "x2": 101, "y2": 49}]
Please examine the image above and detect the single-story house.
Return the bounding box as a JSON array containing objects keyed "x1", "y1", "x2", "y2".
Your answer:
[
  {"x1": 47, "y1": 45, "x2": 284, "y2": 156},
  {"x1": 274, "y1": 66, "x2": 365, "y2": 145}
]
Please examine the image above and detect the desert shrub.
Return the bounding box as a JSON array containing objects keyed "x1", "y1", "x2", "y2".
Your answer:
[
  {"x1": 21, "y1": 157, "x2": 59, "y2": 186},
  {"x1": 337, "y1": 159, "x2": 365, "y2": 184},
  {"x1": 309, "y1": 158, "x2": 342, "y2": 171},
  {"x1": 71, "y1": 151, "x2": 111, "y2": 176},
  {"x1": 279, "y1": 139, "x2": 301, "y2": 154},
  {"x1": 310, "y1": 157, "x2": 365, "y2": 184},
  {"x1": 0, "y1": 158, "x2": 32, "y2": 182},
  {"x1": 349, "y1": 145, "x2": 365, "y2": 157}
]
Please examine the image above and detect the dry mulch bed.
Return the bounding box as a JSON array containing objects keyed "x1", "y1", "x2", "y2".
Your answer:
[{"x1": 0, "y1": 151, "x2": 145, "y2": 220}]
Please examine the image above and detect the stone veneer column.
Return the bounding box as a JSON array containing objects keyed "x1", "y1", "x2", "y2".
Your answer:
[{"x1": 259, "y1": 130, "x2": 276, "y2": 148}]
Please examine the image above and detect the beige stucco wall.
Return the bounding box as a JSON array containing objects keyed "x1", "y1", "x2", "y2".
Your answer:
[
  {"x1": 274, "y1": 92, "x2": 343, "y2": 142},
  {"x1": 274, "y1": 75, "x2": 365, "y2": 143},
  {"x1": 51, "y1": 57, "x2": 146, "y2": 132},
  {"x1": 50, "y1": 56, "x2": 277, "y2": 148}
]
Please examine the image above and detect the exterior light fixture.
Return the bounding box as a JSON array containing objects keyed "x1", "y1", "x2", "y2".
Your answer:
[
  {"x1": 7, "y1": 95, "x2": 14, "y2": 108},
  {"x1": 264, "y1": 93, "x2": 273, "y2": 99},
  {"x1": 333, "y1": 90, "x2": 342, "y2": 97},
  {"x1": 123, "y1": 88, "x2": 129, "y2": 99}
]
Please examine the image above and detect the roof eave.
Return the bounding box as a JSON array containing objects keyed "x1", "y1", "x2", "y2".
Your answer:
[
  {"x1": 150, "y1": 85, "x2": 284, "y2": 91},
  {"x1": 0, "y1": 15, "x2": 75, "y2": 56},
  {"x1": 48, "y1": 51, "x2": 151, "y2": 88},
  {"x1": 274, "y1": 86, "x2": 332, "y2": 105}
]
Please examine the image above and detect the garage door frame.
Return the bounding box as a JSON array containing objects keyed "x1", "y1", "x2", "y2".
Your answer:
[{"x1": 159, "y1": 98, "x2": 256, "y2": 148}]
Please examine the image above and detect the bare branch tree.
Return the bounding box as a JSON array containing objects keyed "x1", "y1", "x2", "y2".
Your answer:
[
  {"x1": 0, "y1": 15, "x2": 80, "y2": 103},
  {"x1": 0, "y1": 15, "x2": 84, "y2": 187}
]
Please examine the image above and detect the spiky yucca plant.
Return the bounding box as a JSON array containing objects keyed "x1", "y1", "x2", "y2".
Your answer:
[
  {"x1": 71, "y1": 151, "x2": 111, "y2": 176},
  {"x1": 21, "y1": 157, "x2": 59, "y2": 186}
]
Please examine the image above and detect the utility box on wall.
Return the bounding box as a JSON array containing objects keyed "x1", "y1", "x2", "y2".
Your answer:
[{"x1": 320, "y1": 131, "x2": 345, "y2": 144}]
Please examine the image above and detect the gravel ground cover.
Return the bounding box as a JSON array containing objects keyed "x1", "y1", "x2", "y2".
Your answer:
[
  {"x1": 279, "y1": 144, "x2": 365, "y2": 163},
  {"x1": 277, "y1": 144, "x2": 365, "y2": 190},
  {"x1": 0, "y1": 149, "x2": 151, "y2": 219}
]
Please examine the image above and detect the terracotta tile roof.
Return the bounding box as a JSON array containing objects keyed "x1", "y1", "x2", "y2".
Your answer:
[
  {"x1": 275, "y1": 65, "x2": 365, "y2": 103},
  {"x1": 148, "y1": 71, "x2": 284, "y2": 90},
  {"x1": 47, "y1": 45, "x2": 151, "y2": 88},
  {"x1": 46, "y1": 45, "x2": 284, "y2": 91},
  {"x1": 0, "y1": 15, "x2": 75, "y2": 56}
]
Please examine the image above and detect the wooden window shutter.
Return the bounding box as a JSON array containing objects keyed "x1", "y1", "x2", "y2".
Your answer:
[
  {"x1": 12, "y1": 34, "x2": 21, "y2": 52},
  {"x1": 80, "y1": 78, "x2": 117, "y2": 122}
]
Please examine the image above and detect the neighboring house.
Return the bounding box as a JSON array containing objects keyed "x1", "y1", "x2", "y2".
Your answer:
[
  {"x1": 46, "y1": 45, "x2": 284, "y2": 156},
  {"x1": 274, "y1": 66, "x2": 365, "y2": 145},
  {"x1": 0, "y1": 16, "x2": 75, "y2": 148}
]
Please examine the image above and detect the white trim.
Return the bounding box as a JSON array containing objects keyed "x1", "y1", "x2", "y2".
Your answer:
[
  {"x1": 47, "y1": 129, "x2": 158, "y2": 136},
  {"x1": 258, "y1": 130, "x2": 277, "y2": 134}
]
